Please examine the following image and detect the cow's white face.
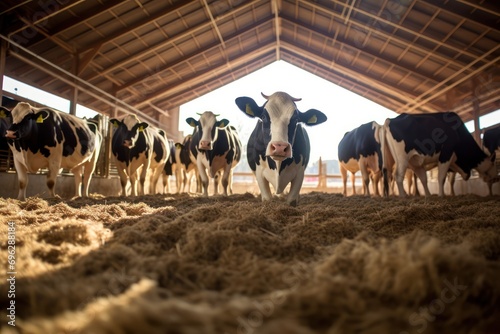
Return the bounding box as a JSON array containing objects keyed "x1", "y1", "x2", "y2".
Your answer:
[
  {"x1": 186, "y1": 111, "x2": 229, "y2": 151},
  {"x1": 235, "y1": 92, "x2": 327, "y2": 162},
  {"x1": 265, "y1": 93, "x2": 298, "y2": 160}
]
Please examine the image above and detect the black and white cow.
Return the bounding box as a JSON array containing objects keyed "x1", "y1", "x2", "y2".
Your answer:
[
  {"x1": 174, "y1": 134, "x2": 199, "y2": 193},
  {"x1": 338, "y1": 121, "x2": 383, "y2": 196},
  {"x1": 1, "y1": 102, "x2": 102, "y2": 200},
  {"x1": 110, "y1": 115, "x2": 169, "y2": 196},
  {"x1": 0, "y1": 106, "x2": 12, "y2": 171},
  {"x1": 383, "y1": 111, "x2": 498, "y2": 197},
  {"x1": 235, "y1": 92, "x2": 327, "y2": 206},
  {"x1": 187, "y1": 111, "x2": 241, "y2": 196}
]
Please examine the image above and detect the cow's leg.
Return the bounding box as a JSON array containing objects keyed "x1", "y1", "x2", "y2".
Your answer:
[
  {"x1": 350, "y1": 172, "x2": 357, "y2": 195},
  {"x1": 340, "y1": 164, "x2": 348, "y2": 196},
  {"x1": 436, "y1": 162, "x2": 452, "y2": 196},
  {"x1": 359, "y1": 162, "x2": 370, "y2": 196},
  {"x1": 213, "y1": 171, "x2": 220, "y2": 195},
  {"x1": 46, "y1": 160, "x2": 61, "y2": 198},
  {"x1": 116, "y1": 167, "x2": 128, "y2": 196},
  {"x1": 221, "y1": 166, "x2": 232, "y2": 196},
  {"x1": 139, "y1": 164, "x2": 149, "y2": 195},
  {"x1": 255, "y1": 171, "x2": 272, "y2": 201},
  {"x1": 13, "y1": 158, "x2": 28, "y2": 201},
  {"x1": 371, "y1": 171, "x2": 381, "y2": 196},
  {"x1": 394, "y1": 161, "x2": 409, "y2": 196},
  {"x1": 129, "y1": 170, "x2": 139, "y2": 196},
  {"x1": 288, "y1": 170, "x2": 305, "y2": 206},
  {"x1": 149, "y1": 165, "x2": 164, "y2": 195},
  {"x1": 72, "y1": 165, "x2": 84, "y2": 197},
  {"x1": 405, "y1": 170, "x2": 414, "y2": 195},
  {"x1": 412, "y1": 167, "x2": 431, "y2": 196},
  {"x1": 447, "y1": 171, "x2": 456, "y2": 196},
  {"x1": 197, "y1": 161, "x2": 209, "y2": 196},
  {"x1": 176, "y1": 168, "x2": 183, "y2": 193}
]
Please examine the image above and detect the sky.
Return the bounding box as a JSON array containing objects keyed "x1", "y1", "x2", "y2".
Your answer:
[
  {"x1": 179, "y1": 60, "x2": 398, "y2": 161},
  {"x1": 3, "y1": 60, "x2": 500, "y2": 162}
]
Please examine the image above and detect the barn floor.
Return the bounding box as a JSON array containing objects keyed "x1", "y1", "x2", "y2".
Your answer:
[{"x1": 1, "y1": 192, "x2": 499, "y2": 334}]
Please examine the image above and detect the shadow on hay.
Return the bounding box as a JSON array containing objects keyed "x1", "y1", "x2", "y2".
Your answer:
[{"x1": 0, "y1": 193, "x2": 499, "y2": 333}]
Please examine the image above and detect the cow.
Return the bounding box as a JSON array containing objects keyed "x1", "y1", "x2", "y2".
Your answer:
[
  {"x1": 110, "y1": 115, "x2": 169, "y2": 196},
  {"x1": 338, "y1": 121, "x2": 383, "y2": 196},
  {"x1": 235, "y1": 92, "x2": 327, "y2": 206},
  {"x1": 0, "y1": 106, "x2": 12, "y2": 171},
  {"x1": 174, "y1": 134, "x2": 199, "y2": 193},
  {"x1": 1, "y1": 102, "x2": 102, "y2": 200},
  {"x1": 186, "y1": 111, "x2": 241, "y2": 196},
  {"x1": 383, "y1": 111, "x2": 498, "y2": 197}
]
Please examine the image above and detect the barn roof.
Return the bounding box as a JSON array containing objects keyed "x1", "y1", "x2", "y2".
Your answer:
[{"x1": 1, "y1": 0, "x2": 499, "y2": 133}]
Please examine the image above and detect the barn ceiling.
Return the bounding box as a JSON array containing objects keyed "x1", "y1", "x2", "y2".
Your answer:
[{"x1": 0, "y1": 0, "x2": 499, "y2": 132}]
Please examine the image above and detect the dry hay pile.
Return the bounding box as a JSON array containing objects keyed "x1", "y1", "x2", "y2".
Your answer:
[{"x1": 1, "y1": 192, "x2": 499, "y2": 334}]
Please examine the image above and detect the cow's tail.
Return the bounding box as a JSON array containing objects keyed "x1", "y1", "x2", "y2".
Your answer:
[{"x1": 380, "y1": 119, "x2": 390, "y2": 197}]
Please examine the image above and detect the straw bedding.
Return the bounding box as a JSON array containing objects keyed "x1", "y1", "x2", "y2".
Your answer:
[{"x1": 1, "y1": 192, "x2": 499, "y2": 333}]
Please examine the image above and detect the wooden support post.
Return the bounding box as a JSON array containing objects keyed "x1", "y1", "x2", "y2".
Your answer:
[
  {"x1": 472, "y1": 98, "x2": 481, "y2": 145},
  {"x1": 69, "y1": 55, "x2": 78, "y2": 115},
  {"x1": 317, "y1": 157, "x2": 327, "y2": 189}
]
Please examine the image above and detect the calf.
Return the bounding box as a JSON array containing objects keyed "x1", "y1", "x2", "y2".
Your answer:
[
  {"x1": 1, "y1": 102, "x2": 101, "y2": 200},
  {"x1": 235, "y1": 92, "x2": 327, "y2": 206},
  {"x1": 110, "y1": 115, "x2": 169, "y2": 196},
  {"x1": 187, "y1": 111, "x2": 241, "y2": 196},
  {"x1": 383, "y1": 112, "x2": 497, "y2": 196},
  {"x1": 338, "y1": 121, "x2": 383, "y2": 196}
]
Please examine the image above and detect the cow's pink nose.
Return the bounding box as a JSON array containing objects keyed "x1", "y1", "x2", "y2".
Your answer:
[
  {"x1": 200, "y1": 140, "x2": 212, "y2": 150},
  {"x1": 269, "y1": 141, "x2": 291, "y2": 157},
  {"x1": 5, "y1": 130, "x2": 16, "y2": 139},
  {"x1": 123, "y1": 140, "x2": 132, "y2": 147}
]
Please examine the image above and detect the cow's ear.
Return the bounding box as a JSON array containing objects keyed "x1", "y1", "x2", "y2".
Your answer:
[
  {"x1": 186, "y1": 117, "x2": 198, "y2": 127},
  {"x1": 138, "y1": 122, "x2": 149, "y2": 132},
  {"x1": 235, "y1": 97, "x2": 262, "y2": 118},
  {"x1": 301, "y1": 109, "x2": 327, "y2": 126},
  {"x1": 0, "y1": 108, "x2": 10, "y2": 118},
  {"x1": 110, "y1": 118, "x2": 121, "y2": 128},
  {"x1": 34, "y1": 110, "x2": 49, "y2": 124},
  {"x1": 216, "y1": 119, "x2": 229, "y2": 128}
]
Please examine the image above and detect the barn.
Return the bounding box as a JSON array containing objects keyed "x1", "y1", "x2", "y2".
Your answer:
[{"x1": 1, "y1": 1, "x2": 500, "y2": 333}]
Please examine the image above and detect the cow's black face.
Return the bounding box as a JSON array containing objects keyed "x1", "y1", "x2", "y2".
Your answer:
[{"x1": 111, "y1": 116, "x2": 149, "y2": 149}]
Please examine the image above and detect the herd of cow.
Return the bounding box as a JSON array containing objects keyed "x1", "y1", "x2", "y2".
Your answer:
[
  {"x1": 339, "y1": 112, "x2": 500, "y2": 197},
  {"x1": 0, "y1": 92, "x2": 499, "y2": 205}
]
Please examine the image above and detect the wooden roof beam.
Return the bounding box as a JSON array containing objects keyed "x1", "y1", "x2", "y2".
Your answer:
[
  {"x1": 85, "y1": 0, "x2": 261, "y2": 82},
  {"x1": 115, "y1": 17, "x2": 272, "y2": 92},
  {"x1": 134, "y1": 42, "x2": 276, "y2": 108}
]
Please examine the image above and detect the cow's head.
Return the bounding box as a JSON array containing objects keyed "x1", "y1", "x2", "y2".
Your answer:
[
  {"x1": 110, "y1": 115, "x2": 149, "y2": 148},
  {"x1": 3, "y1": 102, "x2": 50, "y2": 140},
  {"x1": 186, "y1": 111, "x2": 229, "y2": 151},
  {"x1": 235, "y1": 92, "x2": 327, "y2": 161}
]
